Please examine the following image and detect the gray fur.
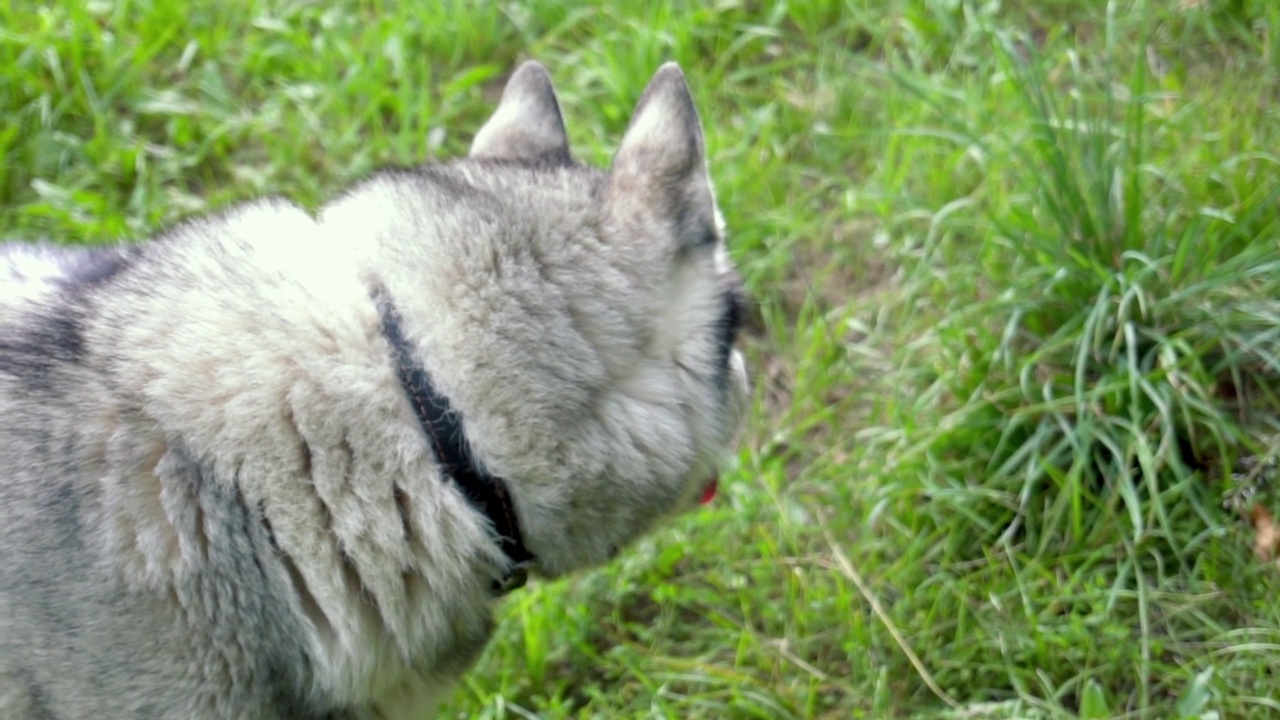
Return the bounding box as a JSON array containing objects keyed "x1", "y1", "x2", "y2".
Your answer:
[
  {"x1": 470, "y1": 61, "x2": 570, "y2": 164},
  {"x1": 0, "y1": 61, "x2": 748, "y2": 719}
]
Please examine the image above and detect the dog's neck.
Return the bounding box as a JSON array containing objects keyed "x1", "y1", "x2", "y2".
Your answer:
[{"x1": 375, "y1": 291, "x2": 535, "y2": 595}]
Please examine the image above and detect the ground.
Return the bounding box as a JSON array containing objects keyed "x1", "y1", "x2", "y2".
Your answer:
[{"x1": 4, "y1": 1, "x2": 1280, "y2": 718}]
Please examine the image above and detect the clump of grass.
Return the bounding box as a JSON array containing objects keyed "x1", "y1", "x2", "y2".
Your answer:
[
  {"x1": 945, "y1": 41, "x2": 1280, "y2": 559},
  {"x1": 867, "y1": 26, "x2": 1280, "y2": 717}
]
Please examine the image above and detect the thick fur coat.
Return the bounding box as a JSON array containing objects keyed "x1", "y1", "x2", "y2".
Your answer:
[{"x1": 0, "y1": 62, "x2": 747, "y2": 719}]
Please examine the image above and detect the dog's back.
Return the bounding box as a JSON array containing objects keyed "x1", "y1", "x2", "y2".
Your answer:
[{"x1": 0, "y1": 237, "x2": 323, "y2": 719}]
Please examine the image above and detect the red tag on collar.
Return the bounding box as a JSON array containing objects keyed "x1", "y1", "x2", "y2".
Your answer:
[{"x1": 699, "y1": 476, "x2": 718, "y2": 505}]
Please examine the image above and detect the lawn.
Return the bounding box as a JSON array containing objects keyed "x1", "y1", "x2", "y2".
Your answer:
[{"x1": 4, "y1": 1, "x2": 1280, "y2": 718}]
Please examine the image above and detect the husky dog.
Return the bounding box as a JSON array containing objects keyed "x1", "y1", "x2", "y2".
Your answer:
[{"x1": 0, "y1": 62, "x2": 748, "y2": 719}]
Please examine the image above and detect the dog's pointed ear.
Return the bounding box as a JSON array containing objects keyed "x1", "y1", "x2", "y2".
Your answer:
[
  {"x1": 609, "y1": 63, "x2": 718, "y2": 250},
  {"x1": 470, "y1": 61, "x2": 571, "y2": 164}
]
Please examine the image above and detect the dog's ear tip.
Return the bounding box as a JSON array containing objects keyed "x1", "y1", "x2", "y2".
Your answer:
[
  {"x1": 508, "y1": 60, "x2": 553, "y2": 85},
  {"x1": 651, "y1": 61, "x2": 686, "y2": 83},
  {"x1": 470, "y1": 61, "x2": 570, "y2": 163}
]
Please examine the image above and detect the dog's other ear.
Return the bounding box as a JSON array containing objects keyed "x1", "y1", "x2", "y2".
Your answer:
[
  {"x1": 609, "y1": 62, "x2": 717, "y2": 250},
  {"x1": 470, "y1": 61, "x2": 571, "y2": 164}
]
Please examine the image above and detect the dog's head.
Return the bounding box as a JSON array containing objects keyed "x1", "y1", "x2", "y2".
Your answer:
[{"x1": 354, "y1": 62, "x2": 749, "y2": 579}]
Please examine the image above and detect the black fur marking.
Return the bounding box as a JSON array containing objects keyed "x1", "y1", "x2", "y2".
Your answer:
[
  {"x1": 0, "y1": 243, "x2": 133, "y2": 387},
  {"x1": 41, "y1": 243, "x2": 143, "y2": 290},
  {"x1": 714, "y1": 287, "x2": 744, "y2": 376},
  {"x1": 42, "y1": 314, "x2": 84, "y2": 361},
  {"x1": 2, "y1": 241, "x2": 141, "y2": 290},
  {"x1": 663, "y1": 183, "x2": 717, "y2": 252},
  {"x1": 40, "y1": 481, "x2": 86, "y2": 555},
  {"x1": 675, "y1": 206, "x2": 717, "y2": 250},
  {"x1": 0, "y1": 311, "x2": 87, "y2": 387},
  {"x1": 174, "y1": 448, "x2": 324, "y2": 716},
  {"x1": 17, "y1": 669, "x2": 56, "y2": 720},
  {"x1": 259, "y1": 501, "x2": 281, "y2": 551}
]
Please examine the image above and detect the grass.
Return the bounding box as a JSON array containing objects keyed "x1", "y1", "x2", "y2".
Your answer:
[{"x1": 4, "y1": 0, "x2": 1280, "y2": 717}]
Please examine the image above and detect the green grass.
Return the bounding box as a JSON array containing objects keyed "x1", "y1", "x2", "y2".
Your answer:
[{"x1": 5, "y1": 1, "x2": 1280, "y2": 718}]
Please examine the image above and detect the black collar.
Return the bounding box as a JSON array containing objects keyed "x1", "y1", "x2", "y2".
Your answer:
[{"x1": 376, "y1": 292, "x2": 534, "y2": 595}]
